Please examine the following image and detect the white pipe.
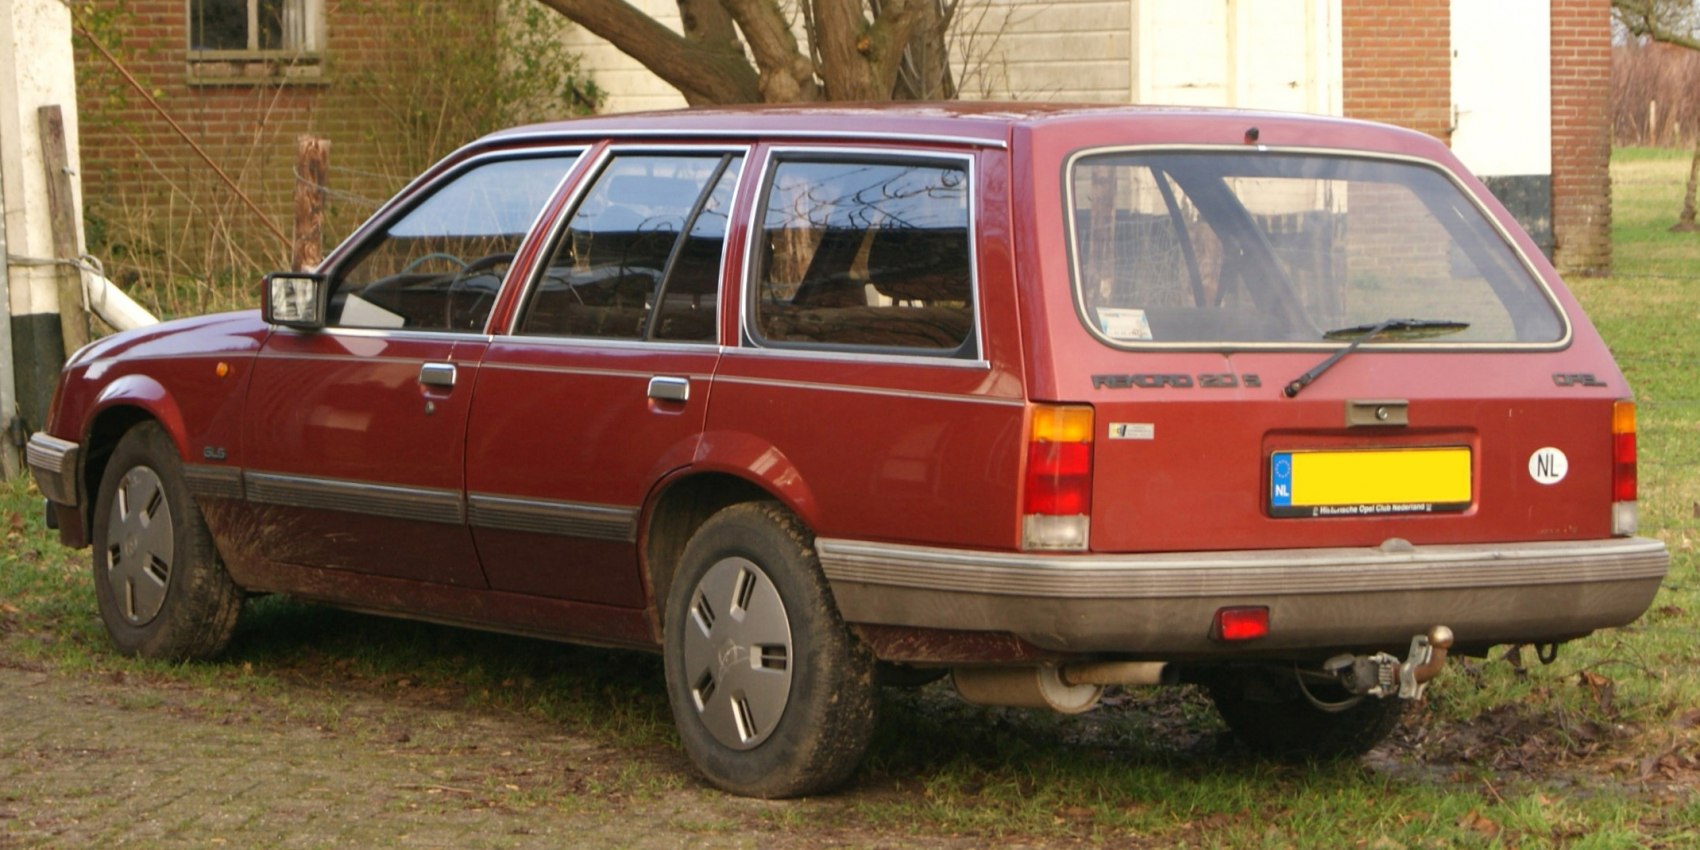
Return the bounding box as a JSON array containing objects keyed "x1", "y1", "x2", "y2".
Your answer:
[{"x1": 84, "y1": 271, "x2": 156, "y2": 331}]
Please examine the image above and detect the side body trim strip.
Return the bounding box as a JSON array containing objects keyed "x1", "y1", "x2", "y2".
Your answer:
[
  {"x1": 243, "y1": 472, "x2": 466, "y2": 525},
  {"x1": 467, "y1": 493, "x2": 638, "y2": 542}
]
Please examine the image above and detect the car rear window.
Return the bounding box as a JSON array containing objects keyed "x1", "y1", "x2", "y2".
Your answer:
[{"x1": 1066, "y1": 150, "x2": 1566, "y2": 347}]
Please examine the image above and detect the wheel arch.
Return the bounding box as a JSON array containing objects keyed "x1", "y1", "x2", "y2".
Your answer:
[
  {"x1": 78, "y1": 379, "x2": 189, "y2": 542},
  {"x1": 641, "y1": 471, "x2": 784, "y2": 637}
]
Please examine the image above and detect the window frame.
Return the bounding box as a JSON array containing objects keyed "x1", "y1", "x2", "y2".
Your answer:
[
  {"x1": 739, "y1": 146, "x2": 984, "y2": 362},
  {"x1": 504, "y1": 143, "x2": 753, "y2": 348},
  {"x1": 317, "y1": 146, "x2": 587, "y2": 338},
  {"x1": 1060, "y1": 143, "x2": 1573, "y2": 352},
  {"x1": 185, "y1": 0, "x2": 326, "y2": 84}
]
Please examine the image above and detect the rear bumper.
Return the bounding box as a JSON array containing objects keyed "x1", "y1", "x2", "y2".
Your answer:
[
  {"x1": 818, "y1": 537, "x2": 1669, "y2": 657},
  {"x1": 26, "y1": 433, "x2": 81, "y2": 507}
]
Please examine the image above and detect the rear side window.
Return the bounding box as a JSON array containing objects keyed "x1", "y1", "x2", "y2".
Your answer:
[
  {"x1": 520, "y1": 153, "x2": 743, "y2": 342},
  {"x1": 1067, "y1": 150, "x2": 1565, "y2": 346},
  {"x1": 750, "y1": 155, "x2": 974, "y2": 354}
]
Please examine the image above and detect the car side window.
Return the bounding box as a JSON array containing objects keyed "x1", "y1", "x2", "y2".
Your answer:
[
  {"x1": 327, "y1": 154, "x2": 579, "y2": 332},
  {"x1": 520, "y1": 153, "x2": 743, "y2": 342},
  {"x1": 751, "y1": 156, "x2": 974, "y2": 353}
]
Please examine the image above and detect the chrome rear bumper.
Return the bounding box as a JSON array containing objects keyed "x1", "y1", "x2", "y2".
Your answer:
[{"x1": 818, "y1": 537, "x2": 1669, "y2": 656}]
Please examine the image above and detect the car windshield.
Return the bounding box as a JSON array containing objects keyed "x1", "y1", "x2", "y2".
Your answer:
[{"x1": 1066, "y1": 150, "x2": 1565, "y2": 346}]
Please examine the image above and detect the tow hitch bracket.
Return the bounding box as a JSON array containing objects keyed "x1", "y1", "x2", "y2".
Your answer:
[{"x1": 1325, "y1": 625, "x2": 1455, "y2": 700}]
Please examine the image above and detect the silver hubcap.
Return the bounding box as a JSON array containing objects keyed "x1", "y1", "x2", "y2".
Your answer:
[
  {"x1": 104, "y1": 466, "x2": 174, "y2": 626},
  {"x1": 682, "y1": 556, "x2": 793, "y2": 750}
]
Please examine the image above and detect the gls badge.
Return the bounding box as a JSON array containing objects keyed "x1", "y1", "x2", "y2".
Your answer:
[{"x1": 1528, "y1": 447, "x2": 1568, "y2": 485}]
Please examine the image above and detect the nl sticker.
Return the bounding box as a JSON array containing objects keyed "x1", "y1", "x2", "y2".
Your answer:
[{"x1": 1528, "y1": 447, "x2": 1568, "y2": 485}]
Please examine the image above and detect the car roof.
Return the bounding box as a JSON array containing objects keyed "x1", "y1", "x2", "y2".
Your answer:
[{"x1": 480, "y1": 102, "x2": 1437, "y2": 154}]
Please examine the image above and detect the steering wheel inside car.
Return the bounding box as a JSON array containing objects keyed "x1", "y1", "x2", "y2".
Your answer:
[{"x1": 445, "y1": 252, "x2": 516, "y2": 329}]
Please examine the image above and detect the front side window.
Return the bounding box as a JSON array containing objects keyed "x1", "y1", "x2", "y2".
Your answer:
[
  {"x1": 520, "y1": 153, "x2": 743, "y2": 342},
  {"x1": 327, "y1": 154, "x2": 580, "y2": 332},
  {"x1": 1067, "y1": 151, "x2": 1565, "y2": 346},
  {"x1": 751, "y1": 156, "x2": 974, "y2": 354}
]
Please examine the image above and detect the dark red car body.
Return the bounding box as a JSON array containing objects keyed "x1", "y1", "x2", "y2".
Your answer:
[{"x1": 29, "y1": 105, "x2": 1667, "y2": 796}]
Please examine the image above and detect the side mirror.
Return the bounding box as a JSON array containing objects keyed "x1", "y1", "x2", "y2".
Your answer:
[{"x1": 262, "y1": 272, "x2": 327, "y2": 330}]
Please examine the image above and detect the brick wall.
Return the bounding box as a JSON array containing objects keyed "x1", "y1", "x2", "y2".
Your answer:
[
  {"x1": 1340, "y1": 0, "x2": 1452, "y2": 141},
  {"x1": 75, "y1": 1, "x2": 442, "y2": 298},
  {"x1": 1549, "y1": 0, "x2": 1612, "y2": 274}
]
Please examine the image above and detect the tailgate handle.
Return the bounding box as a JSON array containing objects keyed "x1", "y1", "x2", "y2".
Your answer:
[
  {"x1": 419, "y1": 362, "x2": 457, "y2": 388},
  {"x1": 1346, "y1": 399, "x2": 1407, "y2": 427},
  {"x1": 648, "y1": 376, "x2": 690, "y2": 403}
]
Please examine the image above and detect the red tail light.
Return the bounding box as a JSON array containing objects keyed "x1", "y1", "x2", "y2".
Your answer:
[
  {"x1": 1612, "y1": 400, "x2": 1637, "y2": 503},
  {"x1": 1612, "y1": 400, "x2": 1638, "y2": 536},
  {"x1": 1022, "y1": 405, "x2": 1093, "y2": 550}
]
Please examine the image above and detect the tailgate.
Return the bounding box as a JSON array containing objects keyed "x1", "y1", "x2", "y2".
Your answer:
[{"x1": 1083, "y1": 350, "x2": 1622, "y2": 553}]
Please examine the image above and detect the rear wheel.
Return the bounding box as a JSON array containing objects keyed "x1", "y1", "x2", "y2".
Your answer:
[
  {"x1": 1208, "y1": 668, "x2": 1406, "y2": 759},
  {"x1": 91, "y1": 422, "x2": 243, "y2": 660},
  {"x1": 662, "y1": 502, "x2": 878, "y2": 797}
]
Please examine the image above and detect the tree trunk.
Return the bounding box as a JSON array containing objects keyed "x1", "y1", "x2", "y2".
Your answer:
[
  {"x1": 1674, "y1": 136, "x2": 1700, "y2": 233},
  {"x1": 890, "y1": 0, "x2": 957, "y2": 100},
  {"x1": 535, "y1": 0, "x2": 761, "y2": 104}
]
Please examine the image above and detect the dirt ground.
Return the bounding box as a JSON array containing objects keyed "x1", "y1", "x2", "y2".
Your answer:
[{"x1": 0, "y1": 660, "x2": 997, "y2": 850}]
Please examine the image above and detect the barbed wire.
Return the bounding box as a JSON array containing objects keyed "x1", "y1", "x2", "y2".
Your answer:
[{"x1": 291, "y1": 163, "x2": 388, "y2": 208}]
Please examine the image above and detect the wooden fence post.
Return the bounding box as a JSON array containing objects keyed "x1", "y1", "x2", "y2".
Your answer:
[
  {"x1": 36, "y1": 105, "x2": 88, "y2": 355},
  {"x1": 293, "y1": 135, "x2": 331, "y2": 272}
]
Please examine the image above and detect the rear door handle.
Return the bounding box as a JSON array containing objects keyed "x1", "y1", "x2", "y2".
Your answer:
[
  {"x1": 419, "y1": 362, "x2": 457, "y2": 388},
  {"x1": 647, "y1": 376, "x2": 690, "y2": 403}
]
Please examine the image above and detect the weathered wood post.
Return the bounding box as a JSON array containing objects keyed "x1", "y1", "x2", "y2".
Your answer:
[
  {"x1": 293, "y1": 135, "x2": 331, "y2": 272},
  {"x1": 38, "y1": 105, "x2": 90, "y2": 354}
]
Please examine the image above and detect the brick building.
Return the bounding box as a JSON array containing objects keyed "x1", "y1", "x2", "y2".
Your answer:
[{"x1": 73, "y1": 0, "x2": 583, "y2": 299}]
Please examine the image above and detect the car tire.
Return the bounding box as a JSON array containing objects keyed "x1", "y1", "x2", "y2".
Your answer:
[
  {"x1": 1208, "y1": 671, "x2": 1406, "y2": 760},
  {"x1": 662, "y1": 501, "x2": 878, "y2": 798},
  {"x1": 91, "y1": 422, "x2": 243, "y2": 660}
]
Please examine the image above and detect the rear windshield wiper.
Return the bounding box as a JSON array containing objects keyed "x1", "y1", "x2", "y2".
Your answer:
[{"x1": 1283, "y1": 318, "x2": 1470, "y2": 398}]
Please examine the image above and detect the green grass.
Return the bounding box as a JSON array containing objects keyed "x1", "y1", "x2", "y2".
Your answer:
[{"x1": 4, "y1": 150, "x2": 1700, "y2": 846}]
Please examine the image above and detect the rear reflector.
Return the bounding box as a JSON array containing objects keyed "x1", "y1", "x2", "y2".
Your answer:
[
  {"x1": 1023, "y1": 405, "x2": 1093, "y2": 550},
  {"x1": 1612, "y1": 400, "x2": 1638, "y2": 535},
  {"x1": 1211, "y1": 607, "x2": 1270, "y2": 642}
]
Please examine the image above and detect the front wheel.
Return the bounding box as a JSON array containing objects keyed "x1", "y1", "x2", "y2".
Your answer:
[
  {"x1": 662, "y1": 502, "x2": 878, "y2": 798},
  {"x1": 1208, "y1": 668, "x2": 1407, "y2": 760},
  {"x1": 90, "y1": 422, "x2": 243, "y2": 660}
]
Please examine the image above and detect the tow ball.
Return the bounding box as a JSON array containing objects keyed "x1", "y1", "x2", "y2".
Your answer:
[{"x1": 1325, "y1": 625, "x2": 1455, "y2": 700}]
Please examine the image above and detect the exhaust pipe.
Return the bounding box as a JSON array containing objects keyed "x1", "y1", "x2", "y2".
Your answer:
[{"x1": 952, "y1": 661, "x2": 1171, "y2": 714}]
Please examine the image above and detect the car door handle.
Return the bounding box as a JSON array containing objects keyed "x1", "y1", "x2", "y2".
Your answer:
[
  {"x1": 419, "y1": 362, "x2": 457, "y2": 388},
  {"x1": 647, "y1": 376, "x2": 690, "y2": 403}
]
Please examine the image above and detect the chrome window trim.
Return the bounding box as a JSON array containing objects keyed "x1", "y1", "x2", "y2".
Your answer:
[
  {"x1": 488, "y1": 127, "x2": 1009, "y2": 150},
  {"x1": 485, "y1": 334, "x2": 723, "y2": 356},
  {"x1": 712, "y1": 373, "x2": 1024, "y2": 407},
  {"x1": 718, "y1": 344, "x2": 992, "y2": 372},
  {"x1": 504, "y1": 144, "x2": 754, "y2": 341},
  {"x1": 1060, "y1": 144, "x2": 1575, "y2": 352},
  {"x1": 739, "y1": 145, "x2": 986, "y2": 363}
]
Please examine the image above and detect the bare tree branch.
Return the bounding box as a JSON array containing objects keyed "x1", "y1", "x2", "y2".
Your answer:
[
  {"x1": 534, "y1": 0, "x2": 761, "y2": 104},
  {"x1": 721, "y1": 0, "x2": 822, "y2": 101},
  {"x1": 1613, "y1": 0, "x2": 1700, "y2": 51}
]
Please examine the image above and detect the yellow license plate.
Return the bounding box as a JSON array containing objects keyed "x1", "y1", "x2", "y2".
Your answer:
[{"x1": 1269, "y1": 447, "x2": 1472, "y2": 518}]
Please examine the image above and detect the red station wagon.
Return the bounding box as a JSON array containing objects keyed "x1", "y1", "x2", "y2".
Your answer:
[{"x1": 28, "y1": 105, "x2": 1668, "y2": 797}]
